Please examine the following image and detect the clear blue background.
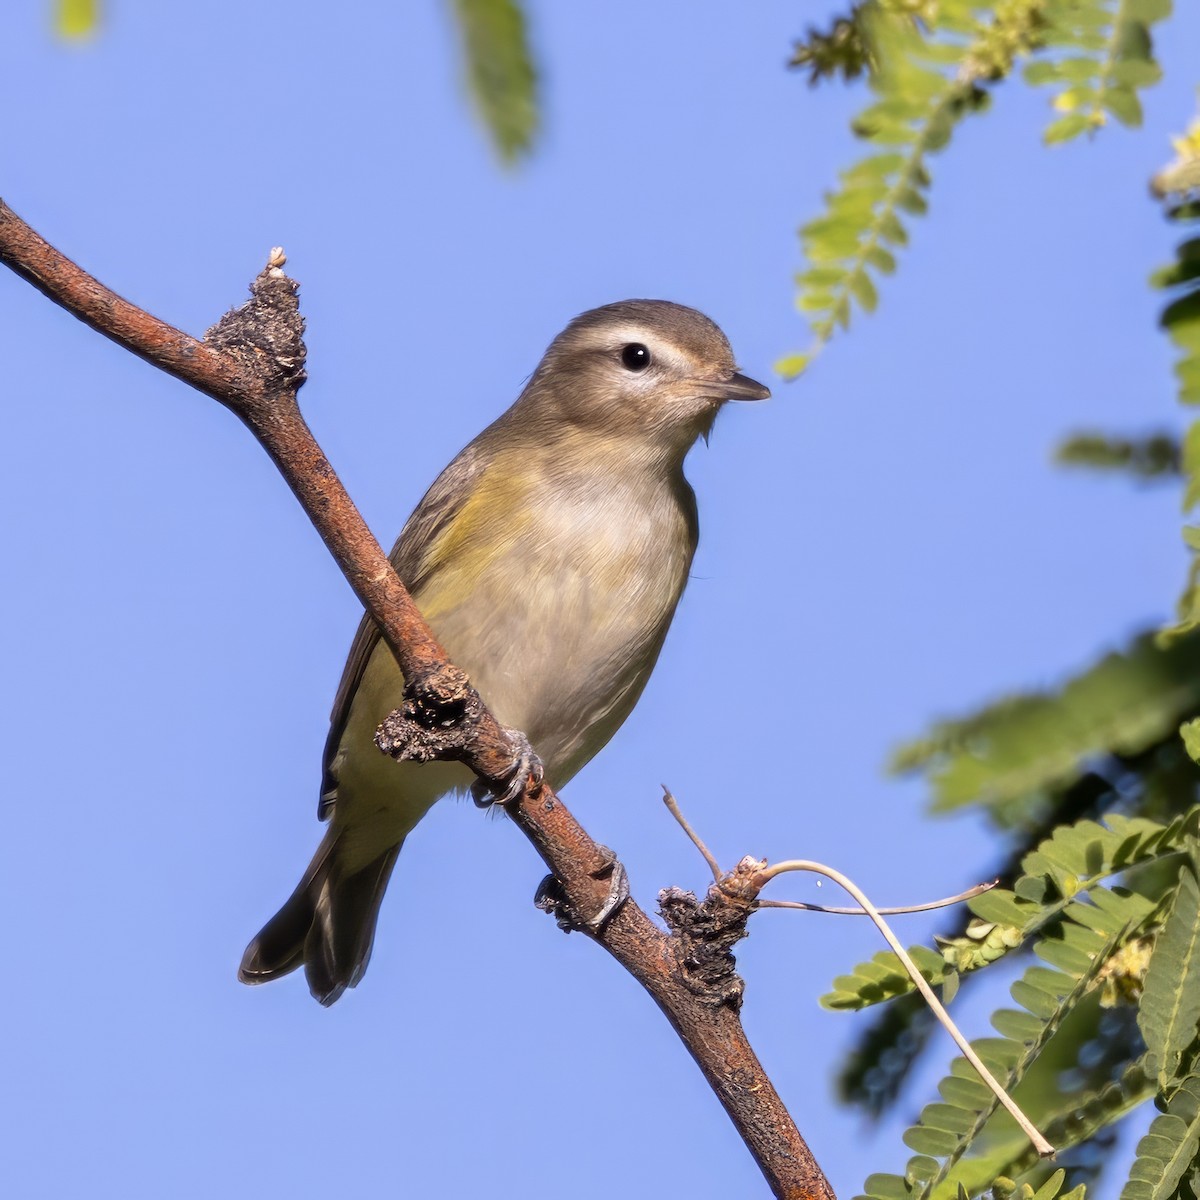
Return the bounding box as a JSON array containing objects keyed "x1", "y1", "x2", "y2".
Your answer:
[{"x1": 2, "y1": 3, "x2": 1198, "y2": 1196}]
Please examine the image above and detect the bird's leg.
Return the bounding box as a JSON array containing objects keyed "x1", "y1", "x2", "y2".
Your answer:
[
  {"x1": 470, "y1": 727, "x2": 544, "y2": 808},
  {"x1": 534, "y1": 847, "x2": 630, "y2": 935}
]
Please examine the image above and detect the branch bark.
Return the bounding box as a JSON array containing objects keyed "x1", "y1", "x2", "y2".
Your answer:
[{"x1": 0, "y1": 198, "x2": 835, "y2": 1200}]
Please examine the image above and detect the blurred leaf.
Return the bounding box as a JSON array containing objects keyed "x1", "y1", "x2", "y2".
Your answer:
[
  {"x1": 1182, "y1": 719, "x2": 1200, "y2": 765},
  {"x1": 1154, "y1": 177, "x2": 1200, "y2": 638},
  {"x1": 449, "y1": 0, "x2": 538, "y2": 162},
  {"x1": 1055, "y1": 431, "x2": 1181, "y2": 480},
  {"x1": 55, "y1": 0, "x2": 98, "y2": 39},
  {"x1": 790, "y1": 6, "x2": 874, "y2": 85},
  {"x1": 890, "y1": 632, "x2": 1200, "y2": 816},
  {"x1": 775, "y1": 352, "x2": 813, "y2": 379},
  {"x1": 1024, "y1": 0, "x2": 1168, "y2": 145},
  {"x1": 1044, "y1": 112, "x2": 1097, "y2": 144},
  {"x1": 837, "y1": 991, "x2": 939, "y2": 1115}
]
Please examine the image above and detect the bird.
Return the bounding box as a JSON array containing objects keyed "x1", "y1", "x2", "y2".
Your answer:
[{"x1": 238, "y1": 299, "x2": 770, "y2": 1005}]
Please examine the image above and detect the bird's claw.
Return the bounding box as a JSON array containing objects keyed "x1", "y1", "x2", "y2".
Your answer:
[
  {"x1": 534, "y1": 847, "x2": 630, "y2": 934},
  {"x1": 471, "y1": 728, "x2": 544, "y2": 808}
]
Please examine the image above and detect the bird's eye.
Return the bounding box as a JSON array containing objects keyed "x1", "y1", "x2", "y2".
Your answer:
[{"x1": 621, "y1": 343, "x2": 651, "y2": 372}]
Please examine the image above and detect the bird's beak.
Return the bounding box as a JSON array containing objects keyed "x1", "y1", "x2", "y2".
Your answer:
[{"x1": 694, "y1": 372, "x2": 771, "y2": 402}]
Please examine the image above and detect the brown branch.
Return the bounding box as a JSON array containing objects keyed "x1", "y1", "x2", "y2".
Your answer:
[{"x1": 0, "y1": 198, "x2": 835, "y2": 1200}]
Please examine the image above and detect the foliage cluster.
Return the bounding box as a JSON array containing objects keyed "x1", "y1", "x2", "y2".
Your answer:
[
  {"x1": 786, "y1": 2, "x2": 1200, "y2": 1193},
  {"x1": 779, "y1": 0, "x2": 1172, "y2": 377}
]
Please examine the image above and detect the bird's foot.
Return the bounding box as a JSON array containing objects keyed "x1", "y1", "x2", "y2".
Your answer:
[
  {"x1": 534, "y1": 846, "x2": 630, "y2": 935},
  {"x1": 471, "y1": 727, "x2": 544, "y2": 808}
]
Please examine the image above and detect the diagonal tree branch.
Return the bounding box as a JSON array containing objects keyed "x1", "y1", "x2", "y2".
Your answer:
[{"x1": 0, "y1": 198, "x2": 834, "y2": 1200}]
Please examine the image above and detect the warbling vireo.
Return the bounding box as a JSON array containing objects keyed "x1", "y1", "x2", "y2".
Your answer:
[{"x1": 239, "y1": 299, "x2": 769, "y2": 1004}]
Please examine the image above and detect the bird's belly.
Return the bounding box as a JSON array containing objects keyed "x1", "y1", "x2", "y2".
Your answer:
[
  {"x1": 440, "y1": 498, "x2": 688, "y2": 773},
  {"x1": 327, "y1": 491, "x2": 690, "y2": 858}
]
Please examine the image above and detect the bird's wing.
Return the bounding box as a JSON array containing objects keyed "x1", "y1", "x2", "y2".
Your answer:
[{"x1": 317, "y1": 442, "x2": 490, "y2": 819}]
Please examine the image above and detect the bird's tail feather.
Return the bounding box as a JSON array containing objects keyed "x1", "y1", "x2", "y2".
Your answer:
[{"x1": 239, "y1": 832, "x2": 403, "y2": 1006}]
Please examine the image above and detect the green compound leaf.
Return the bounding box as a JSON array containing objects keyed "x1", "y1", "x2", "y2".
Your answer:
[
  {"x1": 850, "y1": 906, "x2": 1149, "y2": 1200},
  {"x1": 828, "y1": 810, "x2": 1190, "y2": 1011},
  {"x1": 1138, "y1": 853, "x2": 1200, "y2": 1089},
  {"x1": 1120, "y1": 1073, "x2": 1200, "y2": 1200},
  {"x1": 780, "y1": 0, "x2": 1045, "y2": 377},
  {"x1": 838, "y1": 814, "x2": 1200, "y2": 1197},
  {"x1": 1023, "y1": 0, "x2": 1169, "y2": 144},
  {"x1": 962, "y1": 1062, "x2": 1155, "y2": 1195},
  {"x1": 823, "y1": 943, "x2": 949, "y2": 1011}
]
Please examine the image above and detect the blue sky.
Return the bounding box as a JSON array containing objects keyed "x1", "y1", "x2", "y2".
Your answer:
[{"x1": 2, "y1": 3, "x2": 1199, "y2": 1197}]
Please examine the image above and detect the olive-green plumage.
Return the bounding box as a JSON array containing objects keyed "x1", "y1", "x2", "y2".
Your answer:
[{"x1": 238, "y1": 299, "x2": 768, "y2": 1004}]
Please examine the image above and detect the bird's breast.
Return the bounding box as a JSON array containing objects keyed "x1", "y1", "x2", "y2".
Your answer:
[{"x1": 417, "y1": 461, "x2": 696, "y2": 784}]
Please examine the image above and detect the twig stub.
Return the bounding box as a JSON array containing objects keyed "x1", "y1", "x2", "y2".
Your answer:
[
  {"x1": 374, "y1": 665, "x2": 481, "y2": 765},
  {"x1": 204, "y1": 261, "x2": 308, "y2": 400},
  {"x1": 660, "y1": 858, "x2": 764, "y2": 1010}
]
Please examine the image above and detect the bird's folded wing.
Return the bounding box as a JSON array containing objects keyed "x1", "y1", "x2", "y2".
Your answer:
[{"x1": 317, "y1": 441, "x2": 491, "y2": 819}]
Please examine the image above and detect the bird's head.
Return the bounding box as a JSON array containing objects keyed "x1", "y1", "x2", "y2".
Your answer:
[{"x1": 519, "y1": 299, "x2": 770, "y2": 461}]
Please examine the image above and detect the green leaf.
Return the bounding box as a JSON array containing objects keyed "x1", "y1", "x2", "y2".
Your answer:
[
  {"x1": 775, "y1": 353, "x2": 812, "y2": 380},
  {"x1": 895, "y1": 185, "x2": 929, "y2": 215},
  {"x1": 785, "y1": 0, "x2": 1031, "y2": 371},
  {"x1": 1032, "y1": 1171, "x2": 1068, "y2": 1200},
  {"x1": 820, "y1": 944, "x2": 948, "y2": 1010},
  {"x1": 878, "y1": 210, "x2": 909, "y2": 246},
  {"x1": 1044, "y1": 113, "x2": 1094, "y2": 144},
  {"x1": 1139, "y1": 858, "x2": 1200, "y2": 1087},
  {"x1": 1024, "y1": 58, "x2": 1098, "y2": 86},
  {"x1": 969, "y1": 890, "x2": 1032, "y2": 928},
  {"x1": 991, "y1": 1007, "x2": 1045, "y2": 1043},
  {"x1": 449, "y1": 0, "x2": 538, "y2": 162},
  {"x1": 902, "y1": 1125, "x2": 960, "y2": 1157},
  {"x1": 1161, "y1": 291, "x2": 1200, "y2": 337},
  {"x1": 849, "y1": 270, "x2": 879, "y2": 313},
  {"x1": 1103, "y1": 86, "x2": 1143, "y2": 128},
  {"x1": 1111, "y1": 58, "x2": 1163, "y2": 88},
  {"x1": 1182, "y1": 719, "x2": 1200, "y2": 765},
  {"x1": 866, "y1": 245, "x2": 898, "y2": 274},
  {"x1": 860, "y1": 1172, "x2": 913, "y2": 1200}
]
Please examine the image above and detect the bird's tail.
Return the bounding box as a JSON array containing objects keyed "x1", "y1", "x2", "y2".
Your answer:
[{"x1": 238, "y1": 831, "x2": 402, "y2": 1006}]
